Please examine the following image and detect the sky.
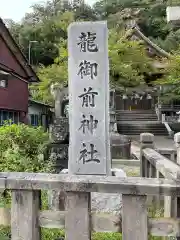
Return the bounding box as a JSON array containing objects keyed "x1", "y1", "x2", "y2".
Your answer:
[{"x1": 0, "y1": 0, "x2": 97, "y2": 22}]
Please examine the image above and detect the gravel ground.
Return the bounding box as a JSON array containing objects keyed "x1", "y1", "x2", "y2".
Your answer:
[
  {"x1": 91, "y1": 192, "x2": 122, "y2": 214},
  {"x1": 119, "y1": 165, "x2": 140, "y2": 177}
]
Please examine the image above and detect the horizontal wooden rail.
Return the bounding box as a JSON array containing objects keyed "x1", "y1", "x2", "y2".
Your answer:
[
  {"x1": 157, "y1": 148, "x2": 176, "y2": 155},
  {"x1": 143, "y1": 148, "x2": 180, "y2": 180},
  {"x1": 0, "y1": 207, "x2": 179, "y2": 237},
  {"x1": 157, "y1": 148, "x2": 176, "y2": 162},
  {"x1": 1, "y1": 171, "x2": 180, "y2": 239},
  {"x1": 0, "y1": 172, "x2": 180, "y2": 196}
]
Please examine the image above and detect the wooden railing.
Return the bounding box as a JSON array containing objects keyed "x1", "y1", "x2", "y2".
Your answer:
[
  {"x1": 140, "y1": 132, "x2": 180, "y2": 240},
  {"x1": 140, "y1": 132, "x2": 179, "y2": 180},
  {"x1": 131, "y1": 136, "x2": 176, "y2": 162},
  {"x1": 1, "y1": 133, "x2": 180, "y2": 239},
  {"x1": 0, "y1": 172, "x2": 180, "y2": 239},
  {"x1": 157, "y1": 148, "x2": 176, "y2": 162},
  {"x1": 162, "y1": 114, "x2": 179, "y2": 123},
  {"x1": 141, "y1": 147, "x2": 179, "y2": 180}
]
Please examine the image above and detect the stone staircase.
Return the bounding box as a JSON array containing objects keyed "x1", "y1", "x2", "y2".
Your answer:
[
  {"x1": 116, "y1": 110, "x2": 158, "y2": 121},
  {"x1": 116, "y1": 110, "x2": 168, "y2": 136}
]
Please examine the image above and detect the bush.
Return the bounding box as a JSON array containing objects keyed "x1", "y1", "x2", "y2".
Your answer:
[
  {"x1": 0, "y1": 123, "x2": 51, "y2": 173},
  {"x1": 0, "y1": 123, "x2": 163, "y2": 240},
  {"x1": 0, "y1": 228, "x2": 163, "y2": 240}
]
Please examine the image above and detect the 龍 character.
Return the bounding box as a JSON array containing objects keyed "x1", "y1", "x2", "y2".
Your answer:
[
  {"x1": 77, "y1": 32, "x2": 98, "y2": 52},
  {"x1": 79, "y1": 114, "x2": 98, "y2": 134},
  {"x1": 78, "y1": 60, "x2": 98, "y2": 80},
  {"x1": 78, "y1": 87, "x2": 98, "y2": 108},
  {"x1": 79, "y1": 143, "x2": 100, "y2": 164}
]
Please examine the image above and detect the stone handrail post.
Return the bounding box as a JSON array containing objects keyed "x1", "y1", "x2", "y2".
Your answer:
[
  {"x1": 174, "y1": 132, "x2": 180, "y2": 165},
  {"x1": 164, "y1": 132, "x2": 180, "y2": 240},
  {"x1": 140, "y1": 133, "x2": 154, "y2": 178},
  {"x1": 155, "y1": 104, "x2": 162, "y2": 121},
  {"x1": 162, "y1": 113, "x2": 166, "y2": 123},
  {"x1": 174, "y1": 133, "x2": 180, "y2": 225}
]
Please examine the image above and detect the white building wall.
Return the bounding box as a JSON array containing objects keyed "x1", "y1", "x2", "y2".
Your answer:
[{"x1": 28, "y1": 105, "x2": 45, "y2": 126}]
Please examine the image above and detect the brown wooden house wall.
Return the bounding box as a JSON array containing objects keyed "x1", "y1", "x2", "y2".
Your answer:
[{"x1": 0, "y1": 36, "x2": 29, "y2": 123}]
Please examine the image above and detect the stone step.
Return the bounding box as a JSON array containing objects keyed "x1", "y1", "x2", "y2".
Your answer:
[
  {"x1": 117, "y1": 121, "x2": 162, "y2": 125},
  {"x1": 116, "y1": 110, "x2": 155, "y2": 113},
  {"x1": 118, "y1": 131, "x2": 167, "y2": 136},
  {"x1": 117, "y1": 122, "x2": 168, "y2": 136},
  {"x1": 117, "y1": 117, "x2": 157, "y2": 121},
  {"x1": 116, "y1": 112, "x2": 157, "y2": 115},
  {"x1": 116, "y1": 114, "x2": 157, "y2": 117},
  {"x1": 117, "y1": 124, "x2": 167, "y2": 129},
  {"x1": 116, "y1": 111, "x2": 156, "y2": 114},
  {"x1": 116, "y1": 113, "x2": 157, "y2": 115},
  {"x1": 116, "y1": 110, "x2": 166, "y2": 135},
  {"x1": 116, "y1": 113, "x2": 157, "y2": 116},
  {"x1": 116, "y1": 111, "x2": 158, "y2": 121},
  {"x1": 118, "y1": 127, "x2": 167, "y2": 131}
]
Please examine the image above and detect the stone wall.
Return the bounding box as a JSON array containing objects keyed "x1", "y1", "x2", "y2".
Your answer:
[
  {"x1": 48, "y1": 143, "x2": 69, "y2": 172},
  {"x1": 50, "y1": 117, "x2": 69, "y2": 143},
  {"x1": 110, "y1": 133, "x2": 131, "y2": 159}
]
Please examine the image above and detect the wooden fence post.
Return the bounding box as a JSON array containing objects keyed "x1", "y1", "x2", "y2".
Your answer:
[
  {"x1": 175, "y1": 132, "x2": 180, "y2": 166},
  {"x1": 140, "y1": 133, "x2": 154, "y2": 178},
  {"x1": 11, "y1": 190, "x2": 41, "y2": 240},
  {"x1": 171, "y1": 132, "x2": 180, "y2": 240},
  {"x1": 170, "y1": 150, "x2": 175, "y2": 162},
  {"x1": 162, "y1": 133, "x2": 180, "y2": 240},
  {"x1": 122, "y1": 195, "x2": 148, "y2": 240},
  {"x1": 65, "y1": 192, "x2": 91, "y2": 240},
  {"x1": 165, "y1": 133, "x2": 180, "y2": 219}
]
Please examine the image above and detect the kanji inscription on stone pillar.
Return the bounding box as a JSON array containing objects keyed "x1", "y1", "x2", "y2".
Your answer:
[{"x1": 68, "y1": 21, "x2": 110, "y2": 175}]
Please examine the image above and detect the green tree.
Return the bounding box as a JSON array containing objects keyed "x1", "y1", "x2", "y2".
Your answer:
[
  {"x1": 30, "y1": 37, "x2": 68, "y2": 104},
  {"x1": 157, "y1": 50, "x2": 180, "y2": 102},
  {"x1": 31, "y1": 27, "x2": 154, "y2": 104},
  {"x1": 109, "y1": 29, "x2": 154, "y2": 88},
  {"x1": 9, "y1": 11, "x2": 74, "y2": 66},
  {"x1": 22, "y1": 0, "x2": 96, "y2": 24},
  {"x1": 93, "y1": 0, "x2": 180, "y2": 53},
  {"x1": 6, "y1": 0, "x2": 177, "y2": 103},
  {"x1": 7, "y1": 1, "x2": 97, "y2": 66}
]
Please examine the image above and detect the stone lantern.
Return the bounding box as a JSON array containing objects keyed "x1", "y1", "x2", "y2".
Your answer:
[{"x1": 51, "y1": 83, "x2": 68, "y2": 118}]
